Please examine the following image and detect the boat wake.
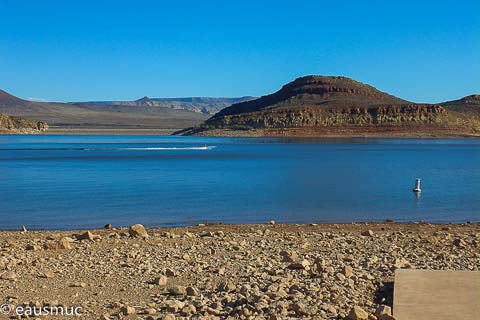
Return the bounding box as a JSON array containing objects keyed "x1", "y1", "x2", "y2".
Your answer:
[{"x1": 1, "y1": 146, "x2": 216, "y2": 151}]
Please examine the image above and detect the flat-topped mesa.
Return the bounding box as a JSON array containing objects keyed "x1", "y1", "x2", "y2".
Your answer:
[
  {"x1": 0, "y1": 114, "x2": 48, "y2": 134},
  {"x1": 214, "y1": 75, "x2": 409, "y2": 118},
  {"x1": 199, "y1": 75, "x2": 453, "y2": 134}
]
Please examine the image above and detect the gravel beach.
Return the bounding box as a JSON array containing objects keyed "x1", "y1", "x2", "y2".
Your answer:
[{"x1": 0, "y1": 222, "x2": 478, "y2": 319}]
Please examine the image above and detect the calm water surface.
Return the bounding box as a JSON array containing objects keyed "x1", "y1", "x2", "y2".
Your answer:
[{"x1": 0, "y1": 135, "x2": 479, "y2": 229}]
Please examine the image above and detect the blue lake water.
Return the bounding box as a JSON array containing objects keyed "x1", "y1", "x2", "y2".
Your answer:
[{"x1": 0, "y1": 135, "x2": 479, "y2": 230}]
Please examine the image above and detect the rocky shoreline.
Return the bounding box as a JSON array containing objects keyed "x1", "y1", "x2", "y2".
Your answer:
[{"x1": 0, "y1": 222, "x2": 478, "y2": 319}]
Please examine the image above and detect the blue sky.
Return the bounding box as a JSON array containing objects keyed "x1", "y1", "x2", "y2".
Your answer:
[{"x1": 0, "y1": 0, "x2": 478, "y2": 102}]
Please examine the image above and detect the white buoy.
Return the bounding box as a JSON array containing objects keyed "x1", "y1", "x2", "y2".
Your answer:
[{"x1": 412, "y1": 178, "x2": 421, "y2": 192}]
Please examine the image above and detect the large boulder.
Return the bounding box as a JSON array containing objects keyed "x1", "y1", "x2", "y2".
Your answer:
[{"x1": 128, "y1": 224, "x2": 148, "y2": 238}]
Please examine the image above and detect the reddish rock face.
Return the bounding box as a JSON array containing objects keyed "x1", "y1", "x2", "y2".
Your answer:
[{"x1": 188, "y1": 75, "x2": 478, "y2": 137}]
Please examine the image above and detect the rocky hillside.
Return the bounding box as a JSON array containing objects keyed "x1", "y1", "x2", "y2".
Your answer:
[
  {"x1": 179, "y1": 76, "x2": 478, "y2": 137},
  {"x1": 439, "y1": 94, "x2": 480, "y2": 133},
  {"x1": 440, "y1": 94, "x2": 480, "y2": 116},
  {"x1": 78, "y1": 96, "x2": 255, "y2": 115},
  {"x1": 0, "y1": 89, "x2": 209, "y2": 131},
  {"x1": 0, "y1": 113, "x2": 48, "y2": 134}
]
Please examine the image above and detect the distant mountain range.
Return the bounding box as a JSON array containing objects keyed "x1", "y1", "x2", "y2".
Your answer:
[
  {"x1": 0, "y1": 89, "x2": 252, "y2": 132},
  {"x1": 178, "y1": 75, "x2": 480, "y2": 137},
  {"x1": 78, "y1": 96, "x2": 255, "y2": 115}
]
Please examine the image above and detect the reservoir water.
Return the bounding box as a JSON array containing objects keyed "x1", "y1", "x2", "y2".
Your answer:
[{"x1": 0, "y1": 135, "x2": 478, "y2": 230}]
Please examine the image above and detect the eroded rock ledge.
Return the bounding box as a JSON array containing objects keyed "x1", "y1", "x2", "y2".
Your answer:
[{"x1": 0, "y1": 114, "x2": 48, "y2": 134}]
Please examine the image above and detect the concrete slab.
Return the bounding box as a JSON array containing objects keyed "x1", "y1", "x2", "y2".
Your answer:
[{"x1": 394, "y1": 269, "x2": 480, "y2": 320}]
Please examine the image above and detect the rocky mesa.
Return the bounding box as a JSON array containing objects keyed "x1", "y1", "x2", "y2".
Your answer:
[{"x1": 178, "y1": 76, "x2": 480, "y2": 137}]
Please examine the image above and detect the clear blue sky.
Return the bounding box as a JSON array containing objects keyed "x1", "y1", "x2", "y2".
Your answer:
[{"x1": 0, "y1": 0, "x2": 478, "y2": 102}]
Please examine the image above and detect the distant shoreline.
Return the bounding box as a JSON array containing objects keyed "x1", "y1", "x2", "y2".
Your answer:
[
  {"x1": 2, "y1": 221, "x2": 479, "y2": 232},
  {"x1": 2, "y1": 126, "x2": 480, "y2": 137}
]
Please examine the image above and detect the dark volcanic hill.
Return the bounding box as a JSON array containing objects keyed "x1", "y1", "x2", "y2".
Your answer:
[
  {"x1": 179, "y1": 76, "x2": 479, "y2": 137},
  {"x1": 79, "y1": 96, "x2": 255, "y2": 115}
]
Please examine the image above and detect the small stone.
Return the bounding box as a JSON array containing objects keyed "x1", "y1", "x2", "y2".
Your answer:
[
  {"x1": 154, "y1": 276, "x2": 168, "y2": 286},
  {"x1": 361, "y1": 230, "x2": 374, "y2": 237},
  {"x1": 166, "y1": 300, "x2": 185, "y2": 312},
  {"x1": 0, "y1": 271, "x2": 17, "y2": 281},
  {"x1": 269, "y1": 220, "x2": 276, "y2": 225},
  {"x1": 44, "y1": 237, "x2": 73, "y2": 250},
  {"x1": 391, "y1": 258, "x2": 413, "y2": 271},
  {"x1": 336, "y1": 273, "x2": 346, "y2": 281},
  {"x1": 288, "y1": 259, "x2": 310, "y2": 270},
  {"x1": 128, "y1": 224, "x2": 148, "y2": 238},
  {"x1": 70, "y1": 282, "x2": 87, "y2": 288},
  {"x1": 145, "y1": 308, "x2": 157, "y2": 315},
  {"x1": 104, "y1": 224, "x2": 113, "y2": 230},
  {"x1": 375, "y1": 305, "x2": 392, "y2": 318},
  {"x1": 453, "y1": 238, "x2": 466, "y2": 247},
  {"x1": 120, "y1": 306, "x2": 135, "y2": 315},
  {"x1": 26, "y1": 244, "x2": 40, "y2": 251},
  {"x1": 348, "y1": 306, "x2": 369, "y2": 320},
  {"x1": 217, "y1": 281, "x2": 236, "y2": 292},
  {"x1": 343, "y1": 265, "x2": 354, "y2": 278},
  {"x1": 165, "y1": 268, "x2": 176, "y2": 277},
  {"x1": 76, "y1": 231, "x2": 95, "y2": 241},
  {"x1": 168, "y1": 285, "x2": 187, "y2": 295},
  {"x1": 181, "y1": 304, "x2": 196, "y2": 315},
  {"x1": 41, "y1": 271, "x2": 54, "y2": 279},
  {"x1": 199, "y1": 231, "x2": 214, "y2": 238},
  {"x1": 280, "y1": 250, "x2": 298, "y2": 263},
  {"x1": 186, "y1": 286, "x2": 198, "y2": 296}
]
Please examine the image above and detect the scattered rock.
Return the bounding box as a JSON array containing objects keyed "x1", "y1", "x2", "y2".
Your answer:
[
  {"x1": 348, "y1": 306, "x2": 369, "y2": 320},
  {"x1": 168, "y1": 285, "x2": 187, "y2": 295},
  {"x1": 40, "y1": 271, "x2": 54, "y2": 279},
  {"x1": 217, "y1": 281, "x2": 236, "y2": 292},
  {"x1": 44, "y1": 237, "x2": 73, "y2": 250},
  {"x1": 453, "y1": 238, "x2": 466, "y2": 247},
  {"x1": 120, "y1": 306, "x2": 135, "y2": 315},
  {"x1": 280, "y1": 250, "x2": 298, "y2": 263},
  {"x1": 26, "y1": 244, "x2": 40, "y2": 251},
  {"x1": 361, "y1": 230, "x2": 374, "y2": 237},
  {"x1": 154, "y1": 276, "x2": 168, "y2": 286},
  {"x1": 343, "y1": 265, "x2": 354, "y2": 278},
  {"x1": 70, "y1": 282, "x2": 87, "y2": 288},
  {"x1": 129, "y1": 224, "x2": 148, "y2": 238},
  {"x1": 375, "y1": 305, "x2": 392, "y2": 317},
  {"x1": 288, "y1": 259, "x2": 310, "y2": 270},
  {"x1": 76, "y1": 231, "x2": 95, "y2": 241},
  {"x1": 186, "y1": 286, "x2": 199, "y2": 296},
  {"x1": 392, "y1": 258, "x2": 413, "y2": 271},
  {"x1": 165, "y1": 268, "x2": 176, "y2": 277},
  {"x1": 0, "y1": 271, "x2": 17, "y2": 281}
]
